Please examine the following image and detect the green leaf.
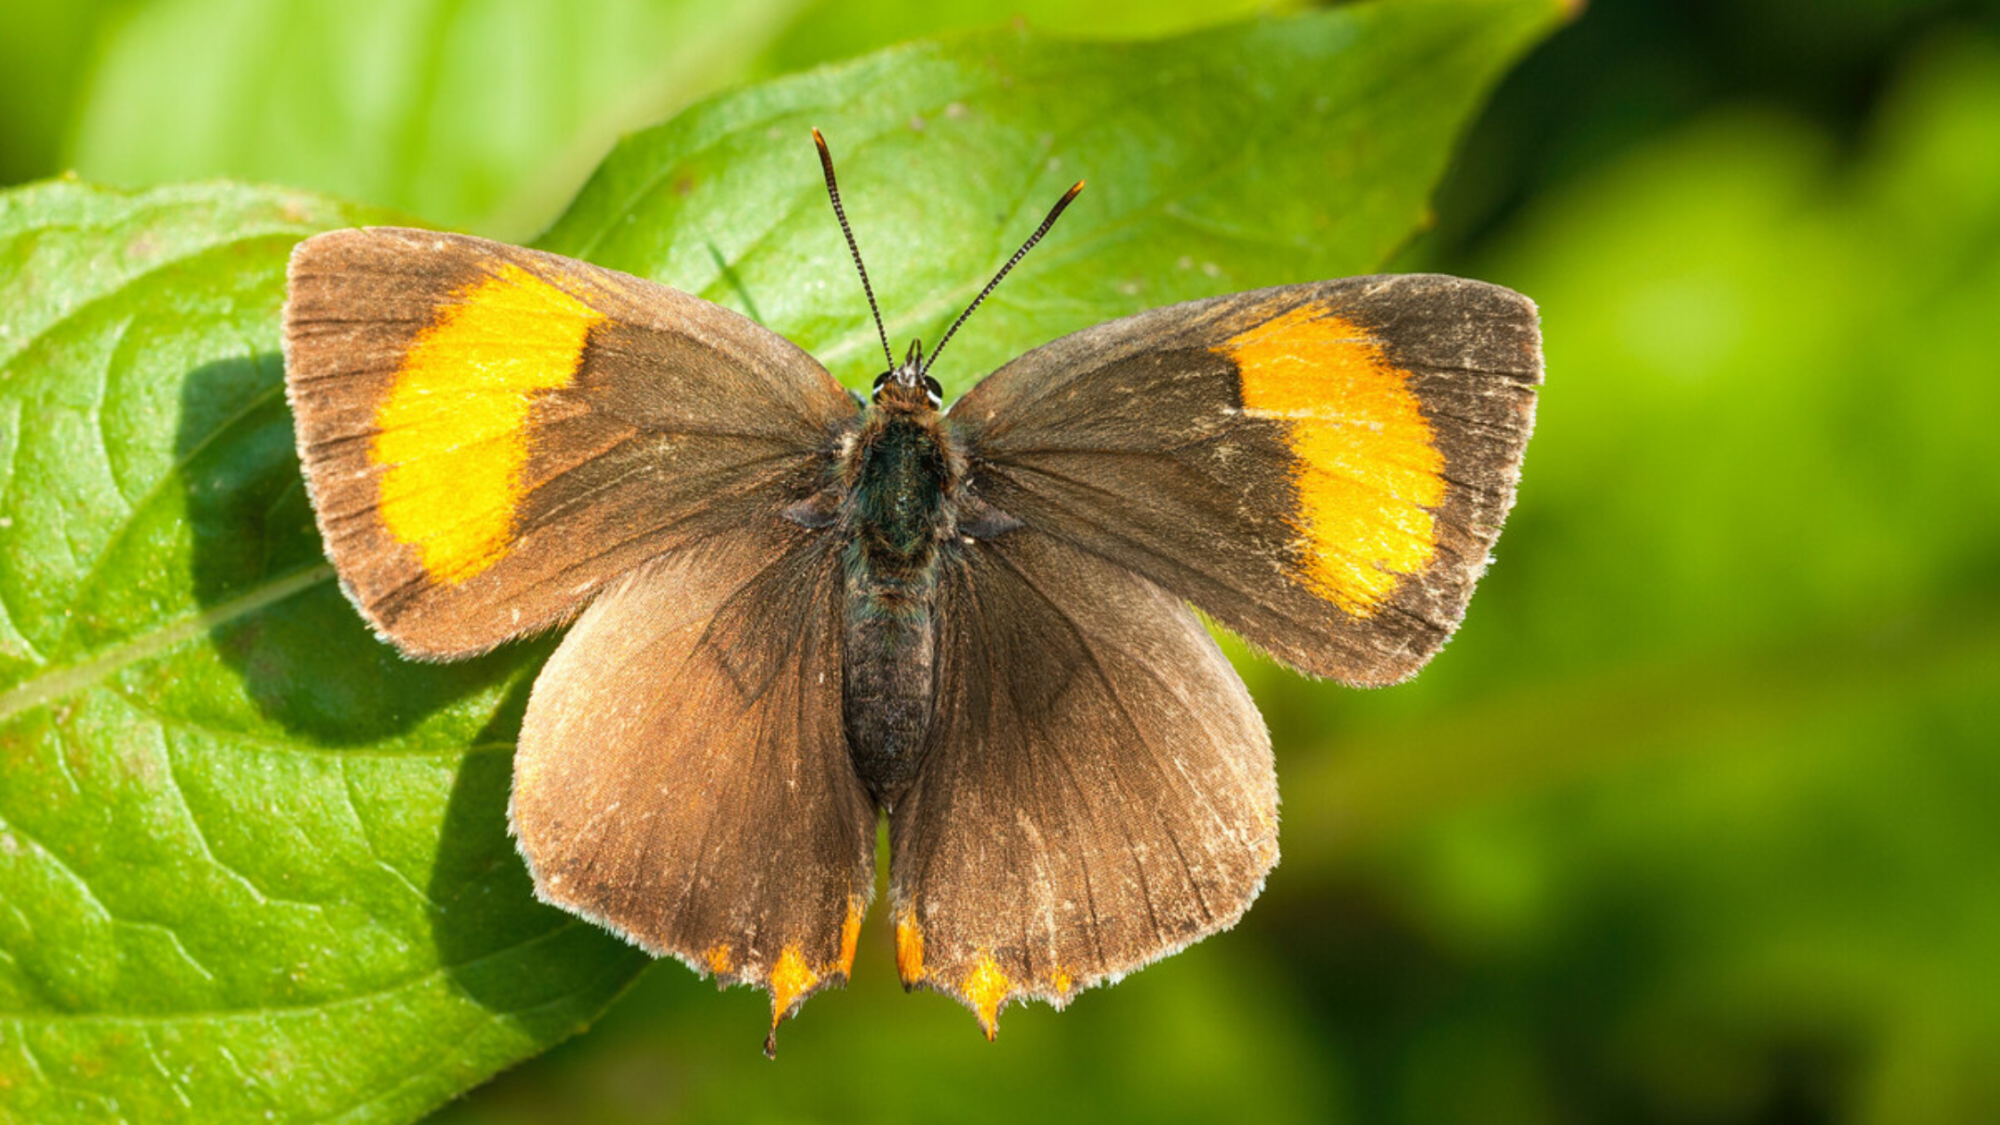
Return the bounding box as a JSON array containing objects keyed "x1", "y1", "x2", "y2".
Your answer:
[
  {"x1": 62, "y1": 0, "x2": 1305, "y2": 240},
  {"x1": 740, "y1": 0, "x2": 1311, "y2": 80},
  {"x1": 0, "y1": 180, "x2": 645, "y2": 1124},
  {"x1": 541, "y1": 0, "x2": 1566, "y2": 396},
  {"x1": 66, "y1": 0, "x2": 809, "y2": 238},
  {"x1": 3, "y1": 3, "x2": 1565, "y2": 1121}
]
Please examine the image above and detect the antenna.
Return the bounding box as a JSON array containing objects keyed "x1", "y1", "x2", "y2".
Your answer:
[
  {"x1": 922, "y1": 179, "x2": 1085, "y2": 380},
  {"x1": 813, "y1": 128, "x2": 895, "y2": 372}
]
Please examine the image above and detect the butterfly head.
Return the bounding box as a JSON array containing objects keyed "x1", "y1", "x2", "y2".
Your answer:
[
  {"x1": 814, "y1": 129, "x2": 1082, "y2": 419},
  {"x1": 872, "y1": 338, "x2": 943, "y2": 412}
]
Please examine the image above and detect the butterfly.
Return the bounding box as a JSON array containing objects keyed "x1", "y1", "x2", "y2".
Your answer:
[{"x1": 282, "y1": 130, "x2": 1542, "y2": 1055}]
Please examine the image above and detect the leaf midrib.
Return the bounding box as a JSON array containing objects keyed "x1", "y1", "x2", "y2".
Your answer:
[
  {"x1": 0, "y1": 563, "x2": 333, "y2": 724},
  {"x1": 0, "y1": 917, "x2": 593, "y2": 1025}
]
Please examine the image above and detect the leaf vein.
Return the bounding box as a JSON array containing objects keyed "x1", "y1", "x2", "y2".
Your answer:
[{"x1": 0, "y1": 564, "x2": 333, "y2": 725}]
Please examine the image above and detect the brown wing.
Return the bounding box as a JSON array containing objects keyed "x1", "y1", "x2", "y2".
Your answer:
[
  {"x1": 887, "y1": 527, "x2": 1278, "y2": 1037},
  {"x1": 510, "y1": 519, "x2": 875, "y2": 1054},
  {"x1": 948, "y1": 274, "x2": 1541, "y2": 685},
  {"x1": 284, "y1": 227, "x2": 857, "y2": 658}
]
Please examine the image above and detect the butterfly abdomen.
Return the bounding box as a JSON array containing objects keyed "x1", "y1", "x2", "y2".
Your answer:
[{"x1": 840, "y1": 410, "x2": 958, "y2": 807}]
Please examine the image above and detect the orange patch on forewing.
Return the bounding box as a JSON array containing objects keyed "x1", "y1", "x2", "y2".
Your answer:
[
  {"x1": 1049, "y1": 967, "x2": 1073, "y2": 996},
  {"x1": 963, "y1": 955, "x2": 1012, "y2": 1040},
  {"x1": 1219, "y1": 305, "x2": 1446, "y2": 614},
  {"x1": 767, "y1": 946, "x2": 821, "y2": 1029},
  {"x1": 371, "y1": 262, "x2": 605, "y2": 584},
  {"x1": 895, "y1": 905, "x2": 926, "y2": 983},
  {"x1": 837, "y1": 898, "x2": 864, "y2": 976}
]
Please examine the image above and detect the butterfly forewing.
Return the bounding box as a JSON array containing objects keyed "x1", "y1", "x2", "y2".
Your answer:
[
  {"x1": 889, "y1": 528, "x2": 1278, "y2": 1037},
  {"x1": 949, "y1": 274, "x2": 1541, "y2": 685},
  {"x1": 283, "y1": 228, "x2": 857, "y2": 657}
]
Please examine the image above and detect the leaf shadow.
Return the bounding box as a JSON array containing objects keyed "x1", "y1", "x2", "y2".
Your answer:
[
  {"x1": 177, "y1": 351, "x2": 644, "y2": 1021},
  {"x1": 176, "y1": 351, "x2": 537, "y2": 746},
  {"x1": 428, "y1": 682, "x2": 650, "y2": 1025}
]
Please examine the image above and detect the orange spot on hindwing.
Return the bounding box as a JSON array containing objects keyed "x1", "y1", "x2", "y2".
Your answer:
[
  {"x1": 768, "y1": 946, "x2": 820, "y2": 1023},
  {"x1": 371, "y1": 262, "x2": 605, "y2": 583},
  {"x1": 895, "y1": 905, "x2": 926, "y2": 983},
  {"x1": 963, "y1": 955, "x2": 1012, "y2": 1040},
  {"x1": 1218, "y1": 305, "x2": 1445, "y2": 614},
  {"x1": 837, "y1": 898, "x2": 864, "y2": 976},
  {"x1": 705, "y1": 943, "x2": 734, "y2": 976},
  {"x1": 761, "y1": 945, "x2": 823, "y2": 1058}
]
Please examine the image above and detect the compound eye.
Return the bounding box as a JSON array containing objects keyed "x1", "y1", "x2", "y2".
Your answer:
[
  {"x1": 923, "y1": 375, "x2": 943, "y2": 407},
  {"x1": 873, "y1": 371, "x2": 893, "y2": 389}
]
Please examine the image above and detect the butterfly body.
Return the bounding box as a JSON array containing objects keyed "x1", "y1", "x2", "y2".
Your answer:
[{"x1": 834, "y1": 367, "x2": 960, "y2": 806}]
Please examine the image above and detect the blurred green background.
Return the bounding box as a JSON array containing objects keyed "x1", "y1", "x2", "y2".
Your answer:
[{"x1": 7, "y1": 0, "x2": 1999, "y2": 1122}]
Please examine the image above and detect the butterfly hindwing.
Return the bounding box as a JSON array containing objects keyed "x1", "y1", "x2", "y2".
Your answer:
[
  {"x1": 283, "y1": 227, "x2": 857, "y2": 657},
  {"x1": 888, "y1": 527, "x2": 1279, "y2": 1037},
  {"x1": 949, "y1": 274, "x2": 1541, "y2": 685},
  {"x1": 511, "y1": 520, "x2": 876, "y2": 1050}
]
